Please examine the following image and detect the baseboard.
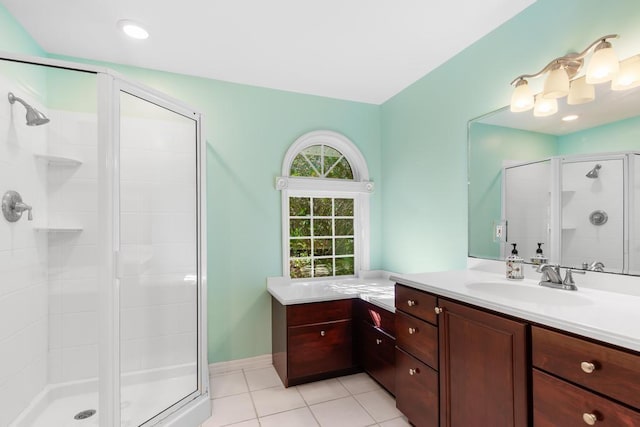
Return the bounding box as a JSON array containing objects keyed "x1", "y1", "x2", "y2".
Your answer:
[{"x1": 208, "y1": 354, "x2": 272, "y2": 376}]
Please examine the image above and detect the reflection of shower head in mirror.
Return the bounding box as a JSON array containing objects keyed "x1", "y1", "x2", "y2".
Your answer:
[{"x1": 586, "y1": 163, "x2": 602, "y2": 178}]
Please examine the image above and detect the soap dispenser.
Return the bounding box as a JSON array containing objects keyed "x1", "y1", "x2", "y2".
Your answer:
[
  {"x1": 530, "y1": 243, "x2": 548, "y2": 265},
  {"x1": 506, "y1": 243, "x2": 524, "y2": 280}
]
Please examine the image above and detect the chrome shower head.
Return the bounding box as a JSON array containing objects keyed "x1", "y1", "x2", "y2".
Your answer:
[
  {"x1": 8, "y1": 92, "x2": 50, "y2": 126},
  {"x1": 586, "y1": 163, "x2": 602, "y2": 179}
]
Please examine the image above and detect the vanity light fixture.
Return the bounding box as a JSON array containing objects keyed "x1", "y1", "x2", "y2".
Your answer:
[
  {"x1": 118, "y1": 20, "x2": 149, "y2": 40},
  {"x1": 510, "y1": 34, "x2": 621, "y2": 114}
]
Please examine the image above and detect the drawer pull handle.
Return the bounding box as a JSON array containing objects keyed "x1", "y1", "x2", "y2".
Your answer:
[
  {"x1": 581, "y1": 361, "x2": 596, "y2": 374},
  {"x1": 407, "y1": 300, "x2": 416, "y2": 307},
  {"x1": 409, "y1": 368, "x2": 419, "y2": 376},
  {"x1": 408, "y1": 327, "x2": 417, "y2": 335},
  {"x1": 582, "y1": 413, "x2": 597, "y2": 425},
  {"x1": 376, "y1": 339, "x2": 382, "y2": 345},
  {"x1": 434, "y1": 307, "x2": 443, "y2": 315},
  {"x1": 320, "y1": 330, "x2": 326, "y2": 337}
]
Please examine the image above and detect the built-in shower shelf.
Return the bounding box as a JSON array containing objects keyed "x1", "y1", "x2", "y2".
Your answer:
[
  {"x1": 34, "y1": 154, "x2": 82, "y2": 166},
  {"x1": 34, "y1": 226, "x2": 83, "y2": 233}
]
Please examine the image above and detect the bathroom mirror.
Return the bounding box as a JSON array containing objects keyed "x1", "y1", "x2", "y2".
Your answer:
[{"x1": 468, "y1": 82, "x2": 640, "y2": 275}]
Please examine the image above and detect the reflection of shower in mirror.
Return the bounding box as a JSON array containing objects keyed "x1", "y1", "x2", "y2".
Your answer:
[{"x1": 585, "y1": 163, "x2": 602, "y2": 178}]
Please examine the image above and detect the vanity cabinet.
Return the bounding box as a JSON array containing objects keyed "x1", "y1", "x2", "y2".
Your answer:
[
  {"x1": 394, "y1": 285, "x2": 528, "y2": 427},
  {"x1": 395, "y1": 285, "x2": 439, "y2": 427},
  {"x1": 356, "y1": 300, "x2": 396, "y2": 394},
  {"x1": 532, "y1": 326, "x2": 640, "y2": 426},
  {"x1": 272, "y1": 298, "x2": 358, "y2": 387},
  {"x1": 438, "y1": 298, "x2": 528, "y2": 427}
]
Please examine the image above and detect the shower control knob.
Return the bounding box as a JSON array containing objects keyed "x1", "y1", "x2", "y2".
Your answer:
[{"x1": 2, "y1": 191, "x2": 33, "y2": 223}]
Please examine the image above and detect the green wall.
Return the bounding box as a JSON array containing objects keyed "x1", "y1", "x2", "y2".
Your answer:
[
  {"x1": 380, "y1": 0, "x2": 640, "y2": 274},
  {"x1": 558, "y1": 115, "x2": 640, "y2": 154},
  {"x1": 0, "y1": 4, "x2": 382, "y2": 363}
]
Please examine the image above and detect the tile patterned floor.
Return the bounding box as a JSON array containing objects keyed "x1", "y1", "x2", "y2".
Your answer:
[{"x1": 201, "y1": 366, "x2": 410, "y2": 427}]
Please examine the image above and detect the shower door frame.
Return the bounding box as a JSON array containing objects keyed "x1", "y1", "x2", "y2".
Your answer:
[
  {"x1": 107, "y1": 76, "x2": 208, "y2": 426},
  {"x1": 0, "y1": 50, "x2": 210, "y2": 427}
]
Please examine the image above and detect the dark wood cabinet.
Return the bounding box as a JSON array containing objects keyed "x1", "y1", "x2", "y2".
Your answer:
[
  {"x1": 355, "y1": 300, "x2": 396, "y2": 394},
  {"x1": 532, "y1": 326, "x2": 640, "y2": 425},
  {"x1": 396, "y1": 348, "x2": 439, "y2": 427},
  {"x1": 394, "y1": 285, "x2": 439, "y2": 427},
  {"x1": 438, "y1": 298, "x2": 528, "y2": 427},
  {"x1": 272, "y1": 298, "x2": 358, "y2": 386}
]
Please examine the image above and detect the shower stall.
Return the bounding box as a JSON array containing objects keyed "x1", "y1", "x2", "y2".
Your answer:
[{"x1": 0, "y1": 52, "x2": 209, "y2": 426}]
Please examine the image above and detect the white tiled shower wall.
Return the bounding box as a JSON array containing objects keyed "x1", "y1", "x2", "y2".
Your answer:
[
  {"x1": 561, "y1": 159, "x2": 624, "y2": 272},
  {"x1": 0, "y1": 76, "x2": 49, "y2": 426},
  {"x1": 46, "y1": 109, "x2": 100, "y2": 383}
]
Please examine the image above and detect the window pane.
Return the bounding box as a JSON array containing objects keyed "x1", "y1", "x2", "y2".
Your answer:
[
  {"x1": 335, "y1": 199, "x2": 353, "y2": 216},
  {"x1": 290, "y1": 239, "x2": 311, "y2": 257},
  {"x1": 313, "y1": 198, "x2": 332, "y2": 216},
  {"x1": 314, "y1": 259, "x2": 333, "y2": 277},
  {"x1": 290, "y1": 258, "x2": 312, "y2": 278},
  {"x1": 335, "y1": 219, "x2": 353, "y2": 236},
  {"x1": 326, "y1": 157, "x2": 353, "y2": 179},
  {"x1": 335, "y1": 257, "x2": 354, "y2": 275},
  {"x1": 313, "y1": 238, "x2": 333, "y2": 256},
  {"x1": 302, "y1": 146, "x2": 322, "y2": 176},
  {"x1": 335, "y1": 238, "x2": 354, "y2": 256},
  {"x1": 290, "y1": 197, "x2": 310, "y2": 216},
  {"x1": 290, "y1": 154, "x2": 319, "y2": 177},
  {"x1": 313, "y1": 219, "x2": 332, "y2": 236},
  {"x1": 290, "y1": 219, "x2": 311, "y2": 237},
  {"x1": 324, "y1": 146, "x2": 342, "y2": 175}
]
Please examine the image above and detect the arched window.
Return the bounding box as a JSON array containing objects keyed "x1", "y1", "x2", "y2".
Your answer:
[{"x1": 276, "y1": 130, "x2": 373, "y2": 279}]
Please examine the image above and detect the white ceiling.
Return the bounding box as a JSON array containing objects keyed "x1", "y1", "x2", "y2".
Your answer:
[{"x1": 2, "y1": 0, "x2": 535, "y2": 104}]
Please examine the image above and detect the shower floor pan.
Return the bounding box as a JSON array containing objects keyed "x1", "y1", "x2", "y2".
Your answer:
[{"x1": 14, "y1": 366, "x2": 197, "y2": 427}]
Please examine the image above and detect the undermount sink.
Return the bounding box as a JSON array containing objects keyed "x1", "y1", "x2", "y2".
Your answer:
[{"x1": 465, "y1": 281, "x2": 593, "y2": 306}]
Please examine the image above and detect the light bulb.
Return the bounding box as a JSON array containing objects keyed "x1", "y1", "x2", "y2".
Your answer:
[
  {"x1": 510, "y1": 79, "x2": 534, "y2": 112},
  {"x1": 533, "y1": 95, "x2": 558, "y2": 117},
  {"x1": 586, "y1": 41, "x2": 619, "y2": 84},
  {"x1": 543, "y1": 66, "x2": 570, "y2": 99},
  {"x1": 567, "y1": 77, "x2": 595, "y2": 105},
  {"x1": 611, "y1": 56, "x2": 640, "y2": 90}
]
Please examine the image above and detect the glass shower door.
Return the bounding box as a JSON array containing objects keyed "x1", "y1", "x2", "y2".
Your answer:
[{"x1": 117, "y1": 86, "x2": 202, "y2": 426}]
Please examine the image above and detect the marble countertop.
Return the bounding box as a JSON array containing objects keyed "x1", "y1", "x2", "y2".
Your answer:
[
  {"x1": 267, "y1": 277, "x2": 395, "y2": 312},
  {"x1": 391, "y1": 269, "x2": 640, "y2": 352}
]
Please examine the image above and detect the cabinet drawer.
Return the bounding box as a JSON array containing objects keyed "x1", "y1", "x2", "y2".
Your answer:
[
  {"x1": 287, "y1": 299, "x2": 352, "y2": 327},
  {"x1": 357, "y1": 300, "x2": 395, "y2": 336},
  {"x1": 396, "y1": 311, "x2": 438, "y2": 369},
  {"x1": 359, "y1": 320, "x2": 395, "y2": 365},
  {"x1": 395, "y1": 284, "x2": 438, "y2": 324},
  {"x1": 362, "y1": 351, "x2": 396, "y2": 395},
  {"x1": 532, "y1": 326, "x2": 640, "y2": 409},
  {"x1": 395, "y1": 348, "x2": 438, "y2": 427},
  {"x1": 288, "y1": 320, "x2": 353, "y2": 378},
  {"x1": 533, "y1": 369, "x2": 640, "y2": 427}
]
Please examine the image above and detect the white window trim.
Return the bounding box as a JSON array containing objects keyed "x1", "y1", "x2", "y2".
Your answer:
[{"x1": 277, "y1": 130, "x2": 373, "y2": 279}]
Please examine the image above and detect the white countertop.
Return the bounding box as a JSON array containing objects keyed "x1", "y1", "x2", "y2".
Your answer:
[
  {"x1": 391, "y1": 269, "x2": 640, "y2": 352},
  {"x1": 267, "y1": 277, "x2": 395, "y2": 312}
]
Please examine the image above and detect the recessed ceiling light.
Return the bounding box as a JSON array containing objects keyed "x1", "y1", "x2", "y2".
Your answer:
[
  {"x1": 562, "y1": 114, "x2": 579, "y2": 122},
  {"x1": 118, "y1": 20, "x2": 149, "y2": 40}
]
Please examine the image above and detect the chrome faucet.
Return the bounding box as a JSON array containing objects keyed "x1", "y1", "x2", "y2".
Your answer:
[
  {"x1": 582, "y1": 261, "x2": 605, "y2": 272},
  {"x1": 537, "y1": 264, "x2": 584, "y2": 291}
]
